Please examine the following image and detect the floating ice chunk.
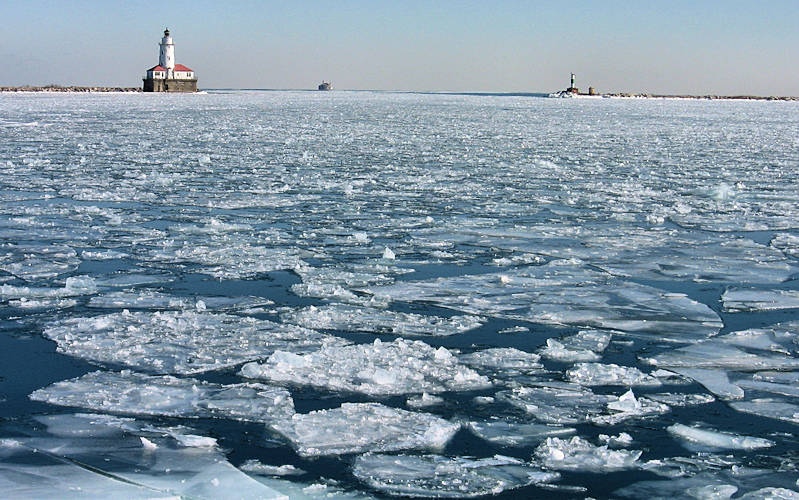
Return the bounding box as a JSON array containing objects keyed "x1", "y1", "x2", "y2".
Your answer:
[
  {"x1": 148, "y1": 243, "x2": 304, "y2": 280},
  {"x1": 352, "y1": 454, "x2": 560, "y2": 498},
  {"x1": 467, "y1": 420, "x2": 575, "y2": 447},
  {"x1": 671, "y1": 369, "x2": 744, "y2": 400},
  {"x1": 1, "y1": 277, "x2": 96, "y2": 300},
  {"x1": 369, "y1": 262, "x2": 722, "y2": 342},
  {"x1": 667, "y1": 423, "x2": 774, "y2": 450},
  {"x1": 281, "y1": 304, "x2": 483, "y2": 336},
  {"x1": 729, "y1": 399, "x2": 799, "y2": 424},
  {"x1": 407, "y1": 393, "x2": 445, "y2": 408},
  {"x1": 772, "y1": 233, "x2": 799, "y2": 258},
  {"x1": 646, "y1": 393, "x2": 716, "y2": 407},
  {"x1": 238, "y1": 460, "x2": 306, "y2": 477},
  {"x1": 382, "y1": 247, "x2": 396, "y2": 260},
  {"x1": 496, "y1": 384, "x2": 613, "y2": 424},
  {"x1": 567, "y1": 363, "x2": 661, "y2": 387},
  {"x1": 30, "y1": 371, "x2": 295, "y2": 423},
  {"x1": 271, "y1": 403, "x2": 460, "y2": 457},
  {"x1": 88, "y1": 290, "x2": 273, "y2": 311},
  {"x1": 539, "y1": 329, "x2": 612, "y2": 362},
  {"x1": 539, "y1": 338, "x2": 599, "y2": 362},
  {"x1": 240, "y1": 338, "x2": 490, "y2": 396},
  {"x1": 8, "y1": 297, "x2": 77, "y2": 311},
  {"x1": 460, "y1": 347, "x2": 543, "y2": 373},
  {"x1": 534, "y1": 436, "x2": 642, "y2": 472},
  {"x1": 598, "y1": 432, "x2": 634, "y2": 447},
  {"x1": 616, "y1": 468, "x2": 799, "y2": 499},
  {"x1": 644, "y1": 323, "x2": 799, "y2": 372},
  {"x1": 44, "y1": 310, "x2": 346, "y2": 374},
  {"x1": 0, "y1": 413, "x2": 290, "y2": 500},
  {"x1": 722, "y1": 288, "x2": 799, "y2": 312},
  {"x1": 738, "y1": 488, "x2": 799, "y2": 499},
  {"x1": 593, "y1": 390, "x2": 670, "y2": 425},
  {"x1": 81, "y1": 249, "x2": 129, "y2": 260},
  {"x1": 0, "y1": 243, "x2": 80, "y2": 280},
  {"x1": 737, "y1": 378, "x2": 799, "y2": 398}
]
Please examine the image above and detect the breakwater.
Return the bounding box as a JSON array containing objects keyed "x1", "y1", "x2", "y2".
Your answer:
[{"x1": 1, "y1": 85, "x2": 141, "y2": 93}]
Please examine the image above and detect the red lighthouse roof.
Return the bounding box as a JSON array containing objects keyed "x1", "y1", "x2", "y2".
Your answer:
[
  {"x1": 148, "y1": 65, "x2": 167, "y2": 72},
  {"x1": 174, "y1": 64, "x2": 193, "y2": 72}
]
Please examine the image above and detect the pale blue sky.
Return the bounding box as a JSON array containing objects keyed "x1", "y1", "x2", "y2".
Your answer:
[{"x1": 1, "y1": 0, "x2": 797, "y2": 94}]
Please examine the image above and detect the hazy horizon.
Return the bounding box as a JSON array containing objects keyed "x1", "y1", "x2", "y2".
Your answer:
[{"x1": 2, "y1": 0, "x2": 797, "y2": 95}]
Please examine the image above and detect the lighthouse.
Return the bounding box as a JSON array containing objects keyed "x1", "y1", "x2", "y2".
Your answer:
[{"x1": 143, "y1": 29, "x2": 198, "y2": 92}]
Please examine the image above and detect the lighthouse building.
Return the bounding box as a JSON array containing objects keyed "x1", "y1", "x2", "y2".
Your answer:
[{"x1": 143, "y1": 29, "x2": 198, "y2": 92}]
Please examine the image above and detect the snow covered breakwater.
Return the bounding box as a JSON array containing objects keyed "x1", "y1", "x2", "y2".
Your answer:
[{"x1": 1, "y1": 91, "x2": 799, "y2": 498}]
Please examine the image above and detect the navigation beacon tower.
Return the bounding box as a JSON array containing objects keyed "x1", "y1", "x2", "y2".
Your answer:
[{"x1": 142, "y1": 29, "x2": 198, "y2": 92}]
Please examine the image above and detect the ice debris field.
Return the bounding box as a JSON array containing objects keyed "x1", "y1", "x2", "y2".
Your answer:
[{"x1": 1, "y1": 90, "x2": 799, "y2": 499}]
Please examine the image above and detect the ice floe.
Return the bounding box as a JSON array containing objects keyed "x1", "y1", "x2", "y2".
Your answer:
[
  {"x1": 667, "y1": 423, "x2": 774, "y2": 450},
  {"x1": 566, "y1": 362, "x2": 662, "y2": 387},
  {"x1": 538, "y1": 329, "x2": 612, "y2": 362},
  {"x1": 534, "y1": 436, "x2": 642, "y2": 472},
  {"x1": 43, "y1": 310, "x2": 346, "y2": 374},
  {"x1": 271, "y1": 403, "x2": 460, "y2": 457},
  {"x1": 467, "y1": 420, "x2": 575, "y2": 447},
  {"x1": 87, "y1": 290, "x2": 273, "y2": 311},
  {"x1": 459, "y1": 347, "x2": 543, "y2": 374},
  {"x1": 369, "y1": 261, "x2": 722, "y2": 342},
  {"x1": 496, "y1": 384, "x2": 612, "y2": 424},
  {"x1": 281, "y1": 304, "x2": 483, "y2": 336},
  {"x1": 30, "y1": 371, "x2": 295, "y2": 423},
  {"x1": 0, "y1": 243, "x2": 81, "y2": 281},
  {"x1": 352, "y1": 454, "x2": 560, "y2": 497},
  {"x1": 722, "y1": 288, "x2": 799, "y2": 312},
  {"x1": 240, "y1": 338, "x2": 491, "y2": 396}
]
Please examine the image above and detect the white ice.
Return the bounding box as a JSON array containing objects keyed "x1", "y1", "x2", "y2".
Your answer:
[
  {"x1": 88, "y1": 290, "x2": 273, "y2": 311},
  {"x1": 459, "y1": 347, "x2": 543, "y2": 374},
  {"x1": 271, "y1": 402, "x2": 460, "y2": 457},
  {"x1": 467, "y1": 420, "x2": 576, "y2": 447},
  {"x1": 240, "y1": 338, "x2": 490, "y2": 396},
  {"x1": 281, "y1": 304, "x2": 483, "y2": 336},
  {"x1": 369, "y1": 261, "x2": 722, "y2": 342},
  {"x1": 30, "y1": 371, "x2": 295, "y2": 423},
  {"x1": 44, "y1": 309, "x2": 347, "y2": 374},
  {"x1": 351, "y1": 453, "x2": 560, "y2": 498},
  {"x1": 538, "y1": 329, "x2": 612, "y2": 362},
  {"x1": 534, "y1": 436, "x2": 642, "y2": 472},
  {"x1": 722, "y1": 288, "x2": 799, "y2": 312},
  {"x1": 566, "y1": 362, "x2": 662, "y2": 387},
  {"x1": 667, "y1": 423, "x2": 774, "y2": 450}
]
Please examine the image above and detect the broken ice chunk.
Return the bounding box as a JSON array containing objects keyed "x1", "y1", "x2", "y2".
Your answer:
[
  {"x1": 407, "y1": 393, "x2": 445, "y2": 408},
  {"x1": 271, "y1": 403, "x2": 459, "y2": 457},
  {"x1": 43, "y1": 310, "x2": 347, "y2": 374},
  {"x1": 467, "y1": 420, "x2": 576, "y2": 447},
  {"x1": 281, "y1": 304, "x2": 483, "y2": 336},
  {"x1": 667, "y1": 423, "x2": 774, "y2": 450},
  {"x1": 238, "y1": 460, "x2": 306, "y2": 477},
  {"x1": 496, "y1": 384, "x2": 613, "y2": 425},
  {"x1": 0, "y1": 243, "x2": 81, "y2": 281},
  {"x1": 352, "y1": 454, "x2": 560, "y2": 498},
  {"x1": 459, "y1": 347, "x2": 543, "y2": 373},
  {"x1": 538, "y1": 329, "x2": 612, "y2": 362},
  {"x1": 593, "y1": 390, "x2": 670, "y2": 426},
  {"x1": 240, "y1": 338, "x2": 491, "y2": 396},
  {"x1": 30, "y1": 371, "x2": 295, "y2": 423},
  {"x1": 722, "y1": 288, "x2": 799, "y2": 312},
  {"x1": 672, "y1": 369, "x2": 744, "y2": 400},
  {"x1": 88, "y1": 290, "x2": 273, "y2": 311},
  {"x1": 566, "y1": 362, "x2": 662, "y2": 387},
  {"x1": 534, "y1": 436, "x2": 642, "y2": 472},
  {"x1": 729, "y1": 399, "x2": 799, "y2": 424}
]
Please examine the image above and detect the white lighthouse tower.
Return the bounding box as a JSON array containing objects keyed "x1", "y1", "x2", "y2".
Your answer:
[
  {"x1": 143, "y1": 28, "x2": 197, "y2": 92},
  {"x1": 158, "y1": 29, "x2": 175, "y2": 78}
]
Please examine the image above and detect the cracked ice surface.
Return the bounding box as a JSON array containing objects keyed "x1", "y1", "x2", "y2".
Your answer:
[
  {"x1": 538, "y1": 329, "x2": 612, "y2": 362},
  {"x1": 467, "y1": 421, "x2": 576, "y2": 447},
  {"x1": 87, "y1": 290, "x2": 273, "y2": 311},
  {"x1": 667, "y1": 423, "x2": 774, "y2": 451},
  {"x1": 281, "y1": 304, "x2": 483, "y2": 336},
  {"x1": 271, "y1": 402, "x2": 460, "y2": 457},
  {"x1": 43, "y1": 310, "x2": 347, "y2": 374},
  {"x1": 369, "y1": 261, "x2": 722, "y2": 342},
  {"x1": 240, "y1": 338, "x2": 491, "y2": 396},
  {"x1": 29, "y1": 371, "x2": 295, "y2": 423},
  {"x1": 566, "y1": 362, "x2": 662, "y2": 387},
  {"x1": 351, "y1": 454, "x2": 560, "y2": 498}
]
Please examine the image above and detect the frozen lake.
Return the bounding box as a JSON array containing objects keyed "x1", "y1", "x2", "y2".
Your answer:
[{"x1": 1, "y1": 90, "x2": 798, "y2": 498}]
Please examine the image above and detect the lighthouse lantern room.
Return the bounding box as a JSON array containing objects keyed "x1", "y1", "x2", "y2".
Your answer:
[{"x1": 143, "y1": 29, "x2": 198, "y2": 92}]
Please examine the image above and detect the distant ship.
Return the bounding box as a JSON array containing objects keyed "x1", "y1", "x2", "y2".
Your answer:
[{"x1": 317, "y1": 81, "x2": 332, "y2": 91}]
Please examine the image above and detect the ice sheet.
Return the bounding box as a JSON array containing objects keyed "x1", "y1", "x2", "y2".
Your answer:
[
  {"x1": 539, "y1": 329, "x2": 612, "y2": 362},
  {"x1": 241, "y1": 338, "x2": 490, "y2": 396},
  {"x1": 30, "y1": 371, "x2": 295, "y2": 423},
  {"x1": 566, "y1": 362, "x2": 662, "y2": 387},
  {"x1": 271, "y1": 403, "x2": 460, "y2": 457},
  {"x1": 44, "y1": 310, "x2": 347, "y2": 374},
  {"x1": 467, "y1": 420, "x2": 576, "y2": 446},
  {"x1": 667, "y1": 423, "x2": 774, "y2": 450},
  {"x1": 722, "y1": 288, "x2": 799, "y2": 312},
  {"x1": 88, "y1": 290, "x2": 273, "y2": 311},
  {"x1": 352, "y1": 454, "x2": 560, "y2": 497}
]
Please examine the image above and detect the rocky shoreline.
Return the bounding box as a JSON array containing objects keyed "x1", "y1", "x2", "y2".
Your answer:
[{"x1": 0, "y1": 85, "x2": 141, "y2": 93}]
